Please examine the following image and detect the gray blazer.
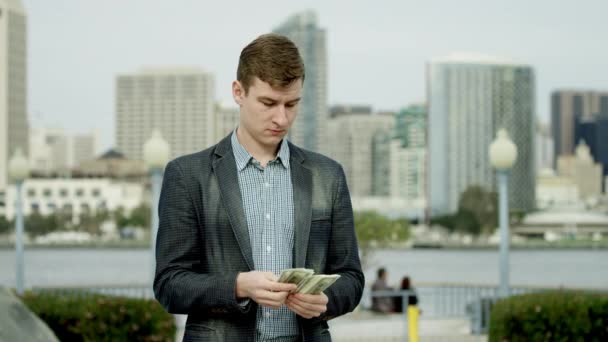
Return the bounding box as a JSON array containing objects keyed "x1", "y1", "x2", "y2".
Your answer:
[{"x1": 154, "y1": 134, "x2": 364, "y2": 341}]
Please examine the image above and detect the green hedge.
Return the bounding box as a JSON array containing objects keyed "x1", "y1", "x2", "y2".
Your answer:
[
  {"x1": 20, "y1": 291, "x2": 175, "y2": 342},
  {"x1": 489, "y1": 290, "x2": 608, "y2": 341}
]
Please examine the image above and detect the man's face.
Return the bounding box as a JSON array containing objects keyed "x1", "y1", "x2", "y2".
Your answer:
[{"x1": 232, "y1": 77, "x2": 302, "y2": 149}]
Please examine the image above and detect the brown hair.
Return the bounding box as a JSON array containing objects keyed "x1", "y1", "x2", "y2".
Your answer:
[{"x1": 237, "y1": 33, "x2": 305, "y2": 94}]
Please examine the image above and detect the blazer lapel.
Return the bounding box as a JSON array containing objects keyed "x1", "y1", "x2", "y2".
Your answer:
[
  {"x1": 212, "y1": 135, "x2": 255, "y2": 271},
  {"x1": 290, "y1": 143, "x2": 312, "y2": 268}
]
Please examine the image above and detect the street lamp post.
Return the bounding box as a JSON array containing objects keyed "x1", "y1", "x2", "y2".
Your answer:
[
  {"x1": 8, "y1": 148, "x2": 30, "y2": 295},
  {"x1": 143, "y1": 129, "x2": 170, "y2": 286},
  {"x1": 489, "y1": 129, "x2": 518, "y2": 298}
]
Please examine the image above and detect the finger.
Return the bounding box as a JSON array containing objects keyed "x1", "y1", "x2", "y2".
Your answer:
[
  {"x1": 268, "y1": 281, "x2": 298, "y2": 293},
  {"x1": 286, "y1": 299, "x2": 319, "y2": 318},
  {"x1": 292, "y1": 293, "x2": 329, "y2": 305},
  {"x1": 287, "y1": 296, "x2": 326, "y2": 314},
  {"x1": 262, "y1": 272, "x2": 279, "y2": 282},
  {"x1": 256, "y1": 290, "x2": 290, "y2": 306}
]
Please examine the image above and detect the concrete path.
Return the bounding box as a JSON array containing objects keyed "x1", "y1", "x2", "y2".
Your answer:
[{"x1": 174, "y1": 312, "x2": 488, "y2": 341}]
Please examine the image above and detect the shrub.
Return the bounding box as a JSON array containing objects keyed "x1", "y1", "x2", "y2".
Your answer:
[
  {"x1": 489, "y1": 290, "x2": 608, "y2": 341},
  {"x1": 21, "y1": 291, "x2": 175, "y2": 342}
]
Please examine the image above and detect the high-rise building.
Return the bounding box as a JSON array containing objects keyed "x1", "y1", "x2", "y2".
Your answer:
[
  {"x1": 73, "y1": 131, "x2": 99, "y2": 167},
  {"x1": 0, "y1": 0, "x2": 28, "y2": 193},
  {"x1": 115, "y1": 67, "x2": 215, "y2": 161},
  {"x1": 557, "y1": 141, "x2": 603, "y2": 200},
  {"x1": 575, "y1": 115, "x2": 608, "y2": 190},
  {"x1": 214, "y1": 101, "x2": 240, "y2": 142},
  {"x1": 326, "y1": 106, "x2": 393, "y2": 197},
  {"x1": 274, "y1": 10, "x2": 327, "y2": 153},
  {"x1": 29, "y1": 127, "x2": 98, "y2": 175},
  {"x1": 372, "y1": 105, "x2": 428, "y2": 202},
  {"x1": 535, "y1": 120, "x2": 554, "y2": 172},
  {"x1": 395, "y1": 104, "x2": 426, "y2": 148},
  {"x1": 428, "y1": 53, "x2": 536, "y2": 215},
  {"x1": 551, "y1": 90, "x2": 608, "y2": 163},
  {"x1": 388, "y1": 141, "x2": 427, "y2": 200}
]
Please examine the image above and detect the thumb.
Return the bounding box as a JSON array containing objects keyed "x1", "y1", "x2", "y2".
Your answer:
[
  {"x1": 269, "y1": 281, "x2": 298, "y2": 293},
  {"x1": 262, "y1": 271, "x2": 278, "y2": 282}
]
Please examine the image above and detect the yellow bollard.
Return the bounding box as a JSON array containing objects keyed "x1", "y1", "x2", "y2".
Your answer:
[{"x1": 407, "y1": 305, "x2": 419, "y2": 342}]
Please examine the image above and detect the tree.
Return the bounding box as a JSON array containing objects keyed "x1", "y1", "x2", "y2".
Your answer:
[
  {"x1": 25, "y1": 213, "x2": 59, "y2": 237},
  {"x1": 458, "y1": 185, "x2": 498, "y2": 233},
  {"x1": 430, "y1": 210, "x2": 480, "y2": 235},
  {"x1": 113, "y1": 204, "x2": 150, "y2": 230},
  {"x1": 0, "y1": 216, "x2": 11, "y2": 235},
  {"x1": 354, "y1": 211, "x2": 410, "y2": 270},
  {"x1": 128, "y1": 204, "x2": 151, "y2": 230}
]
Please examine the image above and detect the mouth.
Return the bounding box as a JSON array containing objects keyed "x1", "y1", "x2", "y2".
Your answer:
[{"x1": 269, "y1": 129, "x2": 284, "y2": 136}]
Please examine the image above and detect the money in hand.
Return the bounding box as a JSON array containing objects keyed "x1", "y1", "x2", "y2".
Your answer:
[
  {"x1": 278, "y1": 268, "x2": 314, "y2": 285},
  {"x1": 296, "y1": 274, "x2": 341, "y2": 294}
]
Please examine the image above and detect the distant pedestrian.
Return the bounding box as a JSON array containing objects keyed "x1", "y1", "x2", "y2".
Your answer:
[
  {"x1": 371, "y1": 267, "x2": 394, "y2": 313},
  {"x1": 394, "y1": 276, "x2": 419, "y2": 313}
]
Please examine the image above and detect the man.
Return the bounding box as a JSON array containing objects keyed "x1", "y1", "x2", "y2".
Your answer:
[
  {"x1": 154, "y1": 33, "x2": 364, "y2": 341},
  {"x1": 371, "y1": 268, "x2": 393, "y2": 313}
]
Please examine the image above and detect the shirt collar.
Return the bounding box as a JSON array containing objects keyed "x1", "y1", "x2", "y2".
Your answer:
[{"x1": 231, "y1": 129, "x2": 290, "y2": 171}]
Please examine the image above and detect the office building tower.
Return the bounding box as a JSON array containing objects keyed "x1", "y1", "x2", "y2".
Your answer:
[
  {"x1": 116, "y1": 67, "x2": 215, "y2": 160},
  {"x1": 0, "y1": 0, "x2": 28, "y2": 194},
  {"x1": 428, "y1": 53, "x2": 535, "y2": 215},
  {"x1": 326, "y1": 106, "x2": 393, "y2": 197},
  {"x1": 274, "y1": 10, "x2": 327, "y2": 153},
  {"x1": 552, "y1": 90, "x2": 608, "y2": 163}
]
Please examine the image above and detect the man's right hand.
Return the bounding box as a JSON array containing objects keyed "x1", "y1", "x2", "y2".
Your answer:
[{"x1": 236, "y1": 271, "x2": 297, "y2": 309}]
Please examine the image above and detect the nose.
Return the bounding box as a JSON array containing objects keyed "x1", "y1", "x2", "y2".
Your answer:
[{"x1": 272, "y1": 105, "x2": 289, "y2": 127}]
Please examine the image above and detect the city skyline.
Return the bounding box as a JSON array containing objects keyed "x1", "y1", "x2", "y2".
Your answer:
[{"x1": 24, "y1": 0, "x2": 608, "y2": 151}]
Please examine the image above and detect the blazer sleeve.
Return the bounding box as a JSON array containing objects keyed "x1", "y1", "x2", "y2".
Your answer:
[
  {"x1": 153, "y1": 160, "x2": 251, "y2": 315},
  {"x1": 322, "y1": 165, "x2": 365, "y2": 319}
]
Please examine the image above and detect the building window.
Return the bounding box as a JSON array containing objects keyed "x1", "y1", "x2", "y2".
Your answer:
[
  {"x1": 76, "y1": 189, "x2": 84, "y2": 197},
  {"x1": 27, "y1": 189, "x2": 36, "y2": 197},
  {"x1": 92, "y1": 189, "x2": 101, "y2": 197},
  {"x1": 60, "y1": 189, "x2": 68, "y2": 197},
  {"x1": 43, "y1": 189, "x2": 52, "y2": 197}
]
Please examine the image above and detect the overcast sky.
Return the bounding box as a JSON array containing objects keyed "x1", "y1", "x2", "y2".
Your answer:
[{"x1": 23, "y1": 0, "x2": 608, "y2": 151}]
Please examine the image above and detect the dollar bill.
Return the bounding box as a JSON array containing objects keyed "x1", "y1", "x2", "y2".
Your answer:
[
  {"x1": 278, "y1": 268, "x2": 314, "y2": 284},
  {"x1": 296, "y1": 274, "x2": 341, "y2": 294}
]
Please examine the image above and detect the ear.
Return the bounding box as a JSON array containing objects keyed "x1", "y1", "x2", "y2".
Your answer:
[{"x1": 232, "y1": 80, "x2": 244, "y2": 106}]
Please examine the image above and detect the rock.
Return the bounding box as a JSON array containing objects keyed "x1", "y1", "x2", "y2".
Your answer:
[{"x1": 0, "y1": 287, "x2": 59, "y2": 342}]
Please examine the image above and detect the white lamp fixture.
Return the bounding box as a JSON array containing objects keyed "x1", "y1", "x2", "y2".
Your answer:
[
  {"x1": 8, "y1": 148, "x2": 29, "y2": 181},
  {"x1": 489, "y1": 129, "x2": 518, "y2": 170},
  {"x1": 143, "y1": 129, "x2": 170, "y2": 170}
]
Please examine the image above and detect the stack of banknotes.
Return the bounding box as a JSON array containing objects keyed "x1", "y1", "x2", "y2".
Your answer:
[{"x1": 278, "y1": 268, "x2": 340, "y2": 295}]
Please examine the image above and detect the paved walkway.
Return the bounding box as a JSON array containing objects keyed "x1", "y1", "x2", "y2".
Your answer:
[
  {"x1": 329, "y1": 311, "x2": 487, "y2": 341},
  {"x1": 175, "y1": 311, "x2": 488, "y2": 341}
]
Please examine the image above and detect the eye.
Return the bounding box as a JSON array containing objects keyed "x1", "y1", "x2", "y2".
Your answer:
[{"x1": 262, "y1": 102, "x2": 274, "y2": 107}]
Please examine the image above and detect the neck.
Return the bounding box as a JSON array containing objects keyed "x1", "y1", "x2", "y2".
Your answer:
[{"x1": 236, "y1": 128, "x2": 280, "y2": 167}]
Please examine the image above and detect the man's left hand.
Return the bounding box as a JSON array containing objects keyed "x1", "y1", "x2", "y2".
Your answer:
[{"x1": 285, "y1": 292, "x2": 328, "y2": 319}]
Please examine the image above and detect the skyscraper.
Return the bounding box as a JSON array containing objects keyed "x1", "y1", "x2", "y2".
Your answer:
[
  {"x1": 428, "y1": 53, "x2": 535, "y2": 215},
  {"x1": 0, "y1": 0, "x2": 28, "y2": 194},
  {"x1": 214, "y1": 101, "x2": 240, "y2": 142},
  {"x1": 29, "y1": 127, "x2": 98, "y2": 175},
  {"x1": 371, "y1": 105, "x2": 428, "y2": 201},
  {"x1": 576, "y1": 115, "x2": 608, "y2": 190},
  {"x1": 557, "y1": 141, "x2": 603, "y2": 200},
  {"x1": 535, "y1": 120, "x2": 554, "y2": 172},
  {"x1": 273, "y1": 10, "x2": 327, "y2": 153},
  {"x1": 552, "y1": 90, "x2": 608, "y2": 163},
  {"x1": 395, "y1": 104, "x2": 427, "y2": 148},
  {"x1": 326, "y1": 106, "x2": 393, "y2": 197},
  {"x1": 115, "y1": 67, "x2": 215, "y2": 161}
]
